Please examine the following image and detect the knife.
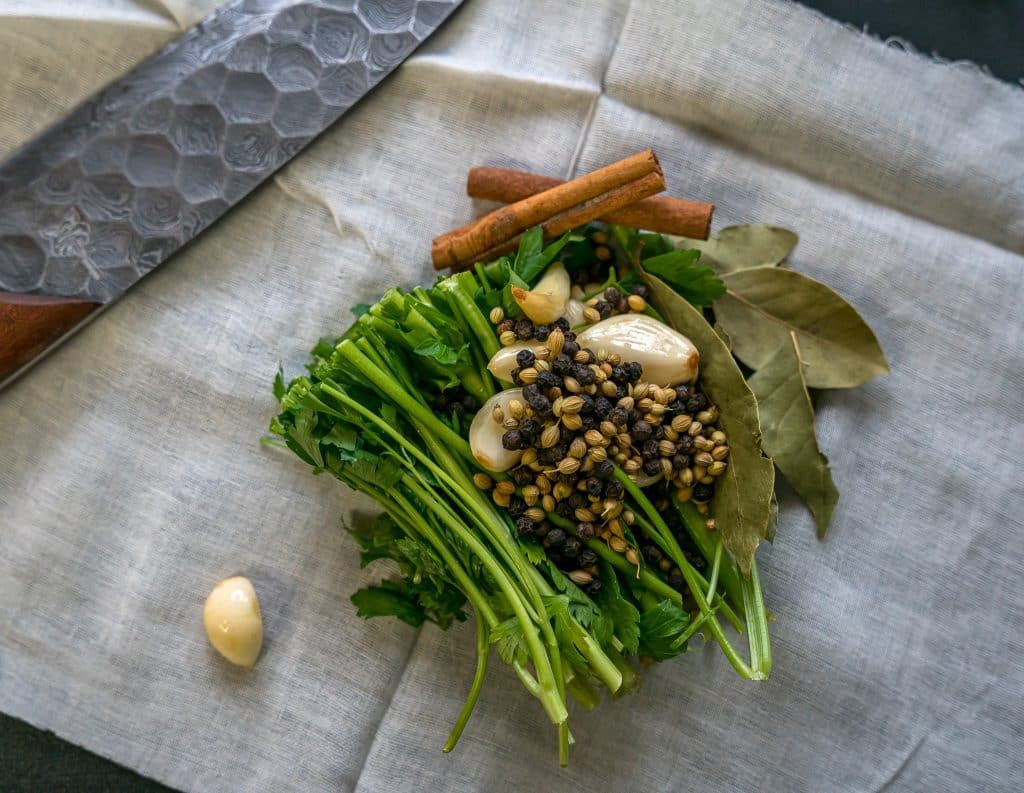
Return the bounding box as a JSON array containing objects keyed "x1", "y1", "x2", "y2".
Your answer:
[{"x1": 0, "y1": 0, "x2": 463, "y2": 388}]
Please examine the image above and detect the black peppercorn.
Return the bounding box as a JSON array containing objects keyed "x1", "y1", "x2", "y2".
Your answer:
[
  {"x1": 552, "y1": 354, "x2": 572, "y2": 375},
  {"x1": 668, "y1": 400, "x2": 686, "y2": 413},
  {"x1": 537, "y1": 446, "x2": 558, "y2": 465},
  {"x1": 686, "y1": 393, "x2": 709, "y2": 413},
  {"x1": 576, "y1": 523, "x2": 596, "y2": 541},
  {"x1": 643, "y1": 458, "x2": 662, "y2": 476},
  {"x1": 585, "y1": 478, "x2": 603, "y2": 498},
  {"x1": 537, "y1": 370, "x2": 560, "y2": 390},
  {"x1": 584, "y1": 579, "x2": 603, "y2": 597},
  {"x1": 610, "y1": 366, "x2": 627, "y2": 384},
  {"x1": 593, "y1": 396, "x2": 612, "y2": 416},
  {"x1": 514, "y1": 318, "x2": 535, "y2": 340},
  {"x1": 534, "y1": 521, "x2": 551, "y2": 539},
  {"x1": 631, "y1": 283, "x2": 649, "y2": 299},
  {"x1": 544, "y1": 528, "x2": 567, "y2": 548},
  {"x1": 497, "y1": 319, "x2": 515, "y2": 335},
  {"x1": 693, "y1": 482, "x2": 714, "y2": 502},
  {"x1": 522, "y1": 383, "x2": 541, "y2": 401},
  {"x1": 502, "y1": 430, "x2": 522, "y2": 450},
  {"x1": 554, "y1": 318, "x2": 570, "y2": 332},
  {"x1": 604, "y1": 286, "x2": 621, "y2": 302},
  {"x1": 595, "y1": 300, "x2": 613, "y2": 319},
  {"x1": 641, "y1": 439, "x2": 659, "y2": 458},
  {"x1": 528, "y1": 395, "x2": 552, "y2": 415},
  {"x1": 518, "y1": 418, "x2": 539, "y2": 440},
  {"x1": 507, "y1": 495, "x2": 527, "y2": 517},
  {"x1": 672, "y1": 454, "x2": 689, "y2": 470},
  {"x1": 674, "y1": 385, "x2": 690, "y2": 402},
  {"x1": 578, "y1": 549, "x2": 598, "y2": 567},
  {"x1": 676, "y1": 435, "x2": 694, "y2": 454},
  {"x1": 575, "y1": 365, "x2": 596, "y2": 385},
  {"x1": 632, "y1": 420, "x2": 653, "y2": 442},
  {"x1": 604, "y1": 479, "x2": 624, "y2": 499},
  {"x1": 562, "y1": 340, "x2": 580, "y2": 357},
  {"x1": 510, "y1": 367, "x2": 522, "y2": 385},
  {"x1": 562, "y1": 537, "x2": 581, "y2": 558},
  {"x1": 569, "y1": 492, "x2": 588, "y2": 510},
  {"x1": 555, "y1": 501, "x2": 574, "y2": 518},
  {"x1": 595, "y1": 460, "x2": 614, "y2": 480},
  {"x1": 642, "y1": 545, "x2": 662, "y2": 564},
  {"x1": 608, "y1": 407, "x2": 628, "y2": 427},
  {"x1": 668, "y1": 572, "x2": 686, "y2": 591},
  {"x1": 512, "y1": 466, "x2": 534, "y2": 486},
  {"x1": 534, "y1": 324, "x2": 550, "y2": 341},
  {"x1": 516, "y1": 349, "x2": 536, "y2": 368},
  {"x1": 515, "y1": 516, "x2": 535, "y2": 536}
]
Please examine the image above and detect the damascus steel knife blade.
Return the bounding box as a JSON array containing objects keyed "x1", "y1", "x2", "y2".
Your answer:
[{"x1": 0, "y1": 0, "x2": 463, "y2": 387}]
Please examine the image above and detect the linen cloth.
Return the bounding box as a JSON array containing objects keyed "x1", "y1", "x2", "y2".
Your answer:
[{"x1": 1, "y1": 0, "x2": 1022, "y2": 790}]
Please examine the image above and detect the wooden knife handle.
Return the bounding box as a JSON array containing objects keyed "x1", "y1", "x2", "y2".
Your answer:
[{"x1": 0, "y1": 293, "x2": 100, "y2": 383}]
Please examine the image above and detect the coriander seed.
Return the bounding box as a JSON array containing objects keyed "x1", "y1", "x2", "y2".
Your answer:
[
  {"x1": 489, "y1": 307, "x2": 505, "y2": 325},
  {"x1": 473, "y1": 473, "x2": 492, "y2": 490}
]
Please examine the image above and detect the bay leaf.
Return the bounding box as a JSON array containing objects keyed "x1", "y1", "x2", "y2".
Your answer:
[
  {"x1": 639, "y1": 267, "x2": 776, "y2": 576},
  {"x1": 673, "y1": 225, "x2": 798, "y2": 274},
  {"x1": 748, "y1": 338, "x2": 839, "y2": 537},
  {"x1": 715, "y1": 267, "x2": 889, "y2": 389}
]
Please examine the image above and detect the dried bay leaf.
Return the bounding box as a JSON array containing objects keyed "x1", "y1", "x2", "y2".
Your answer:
[
  {"x1": 673, "y1": 225, "x2": 798, "y2": 274},
  {"x1": 748, "y1": 338, "x2": 839, "y2": 537},
  {"x1": 639, "y1": 267, "x2": 776, "y2": 576},
  {"x1": 715, "y1": 268, "x2": 889, "y2": 389}
]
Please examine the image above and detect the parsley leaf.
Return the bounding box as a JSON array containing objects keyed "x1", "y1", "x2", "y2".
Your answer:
[
  {"x1": 351, "y1": 581, "x2": 428, "y2": 627},
  {"x1": 593, "y1": 561, "x2": 641, "y2": 654}
]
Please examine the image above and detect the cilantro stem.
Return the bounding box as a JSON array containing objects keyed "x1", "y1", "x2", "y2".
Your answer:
[
  {"x1": 674, "y1": 501, "x2": 746, "y2": 619},
  {"x1": 566, "y1": 673, "x2": 599, "y2": 711},
  {"x1": 740, "y1": 557, "x2": 772, "y2": 679},
  {"x1": 402, "y1": 476, "x2": 568, "y2": 725},
  {"x1": 333, "y1": 341, "x2": 472, "y2": 462},
  {"x1": 612, "y1": 468, "x2": 760, "y2": 680},
  {"x1": 627, "y1": 510, "x2": 743, "y2": 632},
  {"x1": 444, "y1": 609, "x2": 490, "y2": 752},
  {"x1": 706, "y1": 536, "x2": 723, "y2": 604}
]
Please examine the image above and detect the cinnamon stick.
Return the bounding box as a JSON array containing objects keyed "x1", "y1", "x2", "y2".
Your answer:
[
  {"x1": 467, "y1": 166, "x2": 714, "y2": 240},
  {"x1": 432, "y1": 150, "x2": 665, "y2": 271}
]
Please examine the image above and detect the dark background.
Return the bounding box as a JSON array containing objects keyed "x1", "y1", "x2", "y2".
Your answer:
[{"x1": 2, "y1": 1, "x2": 1021, "y2": 790}]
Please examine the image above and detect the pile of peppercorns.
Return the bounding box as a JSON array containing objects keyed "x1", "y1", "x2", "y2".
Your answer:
[{"x1": 473, "y1": 309, "x2": 730, "y2": 597}]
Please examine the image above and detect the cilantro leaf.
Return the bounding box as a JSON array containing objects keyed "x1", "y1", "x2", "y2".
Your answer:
[
  {"x1": 491, "y1": 616, "x2": 528, "y2": 665},
  {"x1": 638, "y1": 599, "x2": 691, "y2": 661},
  {"x1": 642, "y1": 249, "x2": 726, "y2": 307},
  {"x1": 593, "y1": 561, "x2": 641, "y2": 654},
  {"x1": 351, "y1": 582, "x2": 427, "y2": 627}
]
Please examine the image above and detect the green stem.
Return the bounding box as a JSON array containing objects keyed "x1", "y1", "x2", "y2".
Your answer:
[
  {"x1": 548, "y1": 512, "x2": 684, "y2": 606},
  {"x1": 741, "y1": 557, "x2": 772, "y2": 679},
  {"x1": 706, "y1": 536, "x2": 723, "y2": 604},
  {"x1": 333, "y1": 342, "x2": 472, "y2": 461},
  {"x1": 402, "y1": 476, "x2": 567, "y2": 724},
  {"x1": 442, "y1": 273, "x2": 500, "y2": 360},
  {"x1": 566, "y1": 674, "x2": 599, "y2": 711},
  {"x1": 629, "y1": 510, "x2": 743, "y2": 632},
  {"x1": 443, "y1": 609, "x2": 490, "y2": 752},
  {"x1": 613, "y1": 468, "x2": 758, "y2": 680},
  {"x1": 675, "y1": 501, "x2": 746, "y2": 618}
]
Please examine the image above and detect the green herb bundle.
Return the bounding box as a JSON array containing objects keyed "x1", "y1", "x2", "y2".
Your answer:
[{"x1": 269, "y1": 223, "x2": 886, "y2": 763}]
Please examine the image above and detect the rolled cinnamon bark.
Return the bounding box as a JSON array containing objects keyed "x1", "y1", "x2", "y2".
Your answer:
[{"x1": 467, "y1": 166, "x2": 714, "y2": 240}]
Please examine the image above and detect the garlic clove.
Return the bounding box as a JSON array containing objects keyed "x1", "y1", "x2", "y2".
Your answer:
[
  {"x1": 511, "y1": 262, "x2": 570, "y2": 324},
  {"x1": 563, "y1": 298, "x2": 587, "y2": 328},
  {"x1": 578, "y1": 314, "x2": 699, "y2": 386},
  {"x1": 487, "y1": 342, "x2": 533, "y2": 382},
  {"x1": 203, "y1": 576, "x2": 263, "y2": 668},
  {"x1": 470, "y1": 388, "x2": 525, "y2": 472}
]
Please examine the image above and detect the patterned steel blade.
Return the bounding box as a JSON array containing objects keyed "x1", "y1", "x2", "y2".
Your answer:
[{"x1": 0, "y1": 0, "x2": 462, "y2": 303}]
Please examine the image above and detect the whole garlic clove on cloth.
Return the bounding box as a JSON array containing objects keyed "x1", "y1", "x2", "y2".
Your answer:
[{"x1": 203, "y1": 576, "x2": 263, "y2": 668}]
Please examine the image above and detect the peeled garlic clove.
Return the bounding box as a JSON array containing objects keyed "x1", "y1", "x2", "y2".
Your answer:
[
  {"x1": 470, "y1": 388, "x2": 524, "y2": 472},
  {"x1": 578, "y1": 314, "x2": 699, "y2": 386},
  {"x1": 203, "y1": 576, "x2": 263, "y2": 668},
  {"x1": 563, "y1": 298, "x2": 587, "y2": 328},
  {"x1": 511, "y1": 262, "x2": 570, "y2": 324},
  {"x1": 487, "y1": 342, "x2": 534, "y2": 382}
]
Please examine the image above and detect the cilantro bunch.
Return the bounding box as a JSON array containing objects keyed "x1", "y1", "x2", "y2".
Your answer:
[{"x1": 270, "y1": 226, "x2": 776, "y2": 763}]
